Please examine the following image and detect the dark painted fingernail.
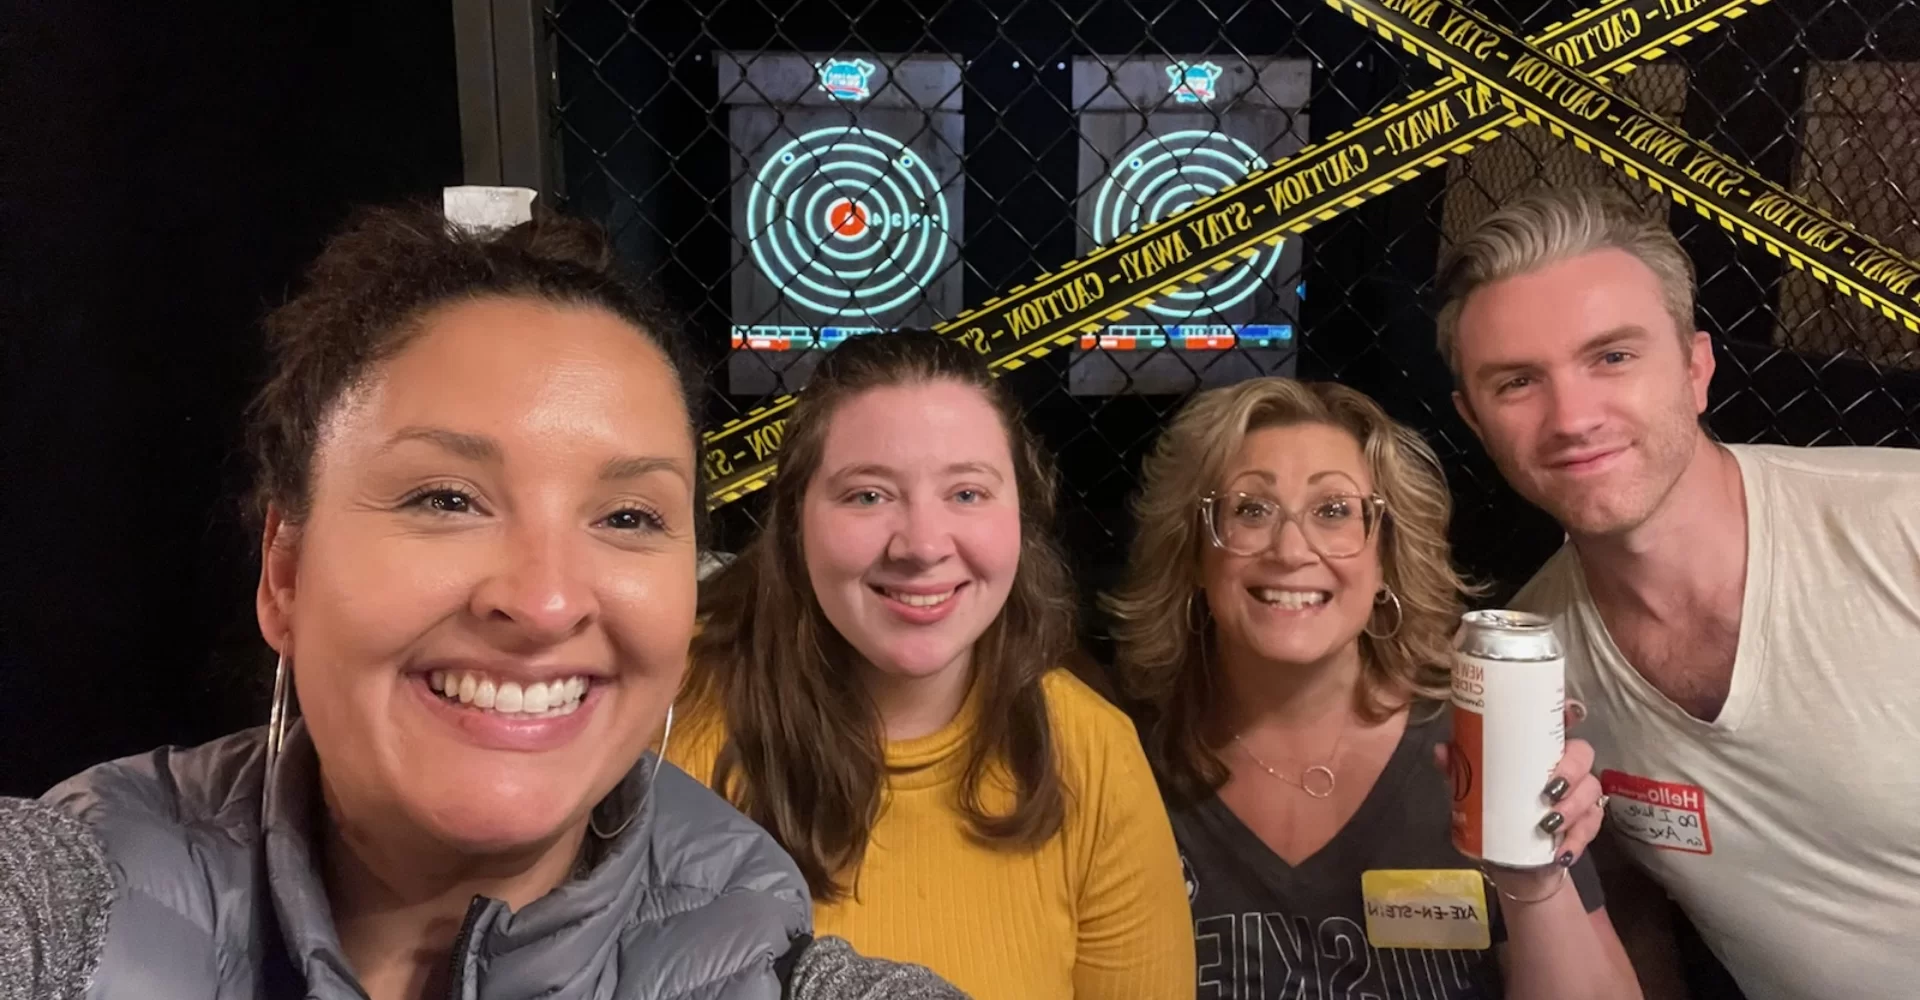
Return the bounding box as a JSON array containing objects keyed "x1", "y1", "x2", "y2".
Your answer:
[
  {"x1": 1539, "y1": 811, "x2": 1566, "y2": 834},
  {"x1": 1543, "y1": 777, "x2": 1571, "y2": 803},
  {"x1": 1559, "y1": 851, "x2": 1575, "y2": 868}
]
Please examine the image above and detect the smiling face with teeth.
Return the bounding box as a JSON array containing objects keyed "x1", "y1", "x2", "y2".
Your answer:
[
  {"x1": 801, "y1": 380, "x2": 1022, "y2": 711},
  {"x1": 1200, "y1": 422, "x2": 1384, "y2": 675},
  {"x1": 1451, "y1": 250, "x2": 1714, "y2": 539},
  {"x1": 255, "y1": 298, "x2": 698, "y2": 856}
]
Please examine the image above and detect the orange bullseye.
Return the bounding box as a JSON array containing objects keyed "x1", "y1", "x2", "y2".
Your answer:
[{"x1": 827, "y1": 199, "x2": 869, "y2": 239}]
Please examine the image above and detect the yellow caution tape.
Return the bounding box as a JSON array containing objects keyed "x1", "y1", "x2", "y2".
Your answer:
[
  {"x1": 1323, "y1": 0, "x2": 1920, "y2": 336},
  {"x1": 706, "y1": 0, "x2": 1771, "y2": 507}
]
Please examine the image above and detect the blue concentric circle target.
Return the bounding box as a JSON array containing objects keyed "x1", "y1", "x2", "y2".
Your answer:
[
  {"x1": 747, "y1": 127, "x2": 952, "y2": 319},
  {"x1": 1092, "y1": 130, "x2": 1282, "y2": 319}
]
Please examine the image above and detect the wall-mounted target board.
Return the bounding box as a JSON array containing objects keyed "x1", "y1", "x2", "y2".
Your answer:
[
  {"x1": 717, "y1": 53, "x2": 965, "y2": 396},
  {"x1": 1071, "y1": 57, "x2": 1311, "y2": 395}
]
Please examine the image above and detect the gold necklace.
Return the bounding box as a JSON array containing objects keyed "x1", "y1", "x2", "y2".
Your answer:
[{"x1": 1232, "y1": 730, "x2": 1346, "y2": 799}]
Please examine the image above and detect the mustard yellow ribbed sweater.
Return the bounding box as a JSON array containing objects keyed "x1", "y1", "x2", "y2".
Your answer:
[{"x1": 667, "y1": 670, "x2": 1195, "y2": 1000}]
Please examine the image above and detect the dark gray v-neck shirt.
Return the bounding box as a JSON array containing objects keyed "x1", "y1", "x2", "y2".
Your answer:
[{"x1": 1171, "y1": 708, "x2": 1603, "y2": 1000}]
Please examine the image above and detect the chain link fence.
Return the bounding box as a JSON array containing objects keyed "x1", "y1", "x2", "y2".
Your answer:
[{"x1": 544, "y1": 0, "x2": 1920, "y2": 612}]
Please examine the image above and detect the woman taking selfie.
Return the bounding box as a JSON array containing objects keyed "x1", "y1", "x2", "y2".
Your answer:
[
  {"x1": 673, "y1": 331, "x2": 1194, "y2": 999},
  {"x1": 1106, "y1": 378, "x2": 1639, "y2": 999},
  {"x1": 31, "y1": 199, "x2": 963, "y2": 999}
]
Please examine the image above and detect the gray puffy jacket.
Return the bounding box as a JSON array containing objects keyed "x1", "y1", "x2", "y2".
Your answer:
[{"x1": 42, "y1": 722, "x2": 813, "y2": 999}]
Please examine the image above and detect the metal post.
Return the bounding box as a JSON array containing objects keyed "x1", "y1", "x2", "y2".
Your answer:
[
  {"x1": 453, "y1": 0, "x2": 501, "y2": 186},
  {"x1": 451, "y1": 0, "x2": 556, "y2": 195},
  {"x1": 491, "y1": 0, "x2": 555, "y2": 194}
]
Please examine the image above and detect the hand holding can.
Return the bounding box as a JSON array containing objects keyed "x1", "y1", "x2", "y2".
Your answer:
[
  {"x1": 1448, "y1": 610, "x2": 1567, "y2": 870},
  {"x1": 1534, "y1": 736, "x2": 1606, "y2": 868}
]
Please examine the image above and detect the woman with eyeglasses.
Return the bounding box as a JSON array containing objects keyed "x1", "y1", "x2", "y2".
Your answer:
[{"x1": 1105, "y1": 378, "x2": 1640, "y2": 999}]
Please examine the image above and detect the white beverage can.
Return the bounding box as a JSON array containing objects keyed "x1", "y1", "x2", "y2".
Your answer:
[{"x1": 1449, "y1": 609, "x2": 1566, "y2": 869}]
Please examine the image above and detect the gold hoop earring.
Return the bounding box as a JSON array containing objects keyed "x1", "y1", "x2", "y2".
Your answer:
[
  {"x1": 1363, "y1": 587, "x2": 1404, "y2": 639},
  {"x1": 590, "y1": 702, "x2": 672, "y2": 841},
  {"x1": 1185, "y1": 590, "x2": 1208, "y2": 635}
]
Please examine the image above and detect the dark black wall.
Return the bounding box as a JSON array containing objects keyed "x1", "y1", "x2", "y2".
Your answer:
[{"x1": 1, "y1": 2, "x2": 462, "y2": 796}]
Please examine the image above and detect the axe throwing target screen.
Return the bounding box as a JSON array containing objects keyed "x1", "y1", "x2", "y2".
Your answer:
[
  {"x1": 719, "y1": 53, "x2": 965, "y2": 396},
  {"x1": 550, "y1": 0, "x2": 1920, "y2": 587},
  {"x1": 1069, "y1": 56, "x2": 1309, "y2": 395}
]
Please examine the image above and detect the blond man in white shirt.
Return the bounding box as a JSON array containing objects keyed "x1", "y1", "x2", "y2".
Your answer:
[{"x1": 1435, "y1": 187, "x2": 1920, "y2": 1000}]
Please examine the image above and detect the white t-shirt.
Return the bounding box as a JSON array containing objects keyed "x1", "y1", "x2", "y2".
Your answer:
[{"x1": 1514, "y1": 444, "x2": 1920, "y2": 1000}]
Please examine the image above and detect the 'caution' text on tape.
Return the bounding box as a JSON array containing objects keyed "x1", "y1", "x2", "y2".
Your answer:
[
  {"x1": 704, "y1": 0, "x2": 1771, "y2": 507},
  {"x1": 1323, "y1": 0, "x2": 1920, "y2": 336}
]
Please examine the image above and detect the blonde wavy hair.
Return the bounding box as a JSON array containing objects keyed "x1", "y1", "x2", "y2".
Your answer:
[{"x1": 1104, "y1": 378, "x2": 1473, "y2": 802}]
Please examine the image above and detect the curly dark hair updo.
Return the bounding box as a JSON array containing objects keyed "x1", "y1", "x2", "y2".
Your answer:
[{"x1": 245, "y1": 201, "x2": 705, "y2": 540}]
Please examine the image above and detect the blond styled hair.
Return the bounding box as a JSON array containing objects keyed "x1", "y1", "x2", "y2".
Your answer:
[
  {"x1": 1435, "y1": 187, "x2": 1697, "y2": 377},
  {"x1": 1104, "y1": 378, "x2": 1474, "y2": 801}
]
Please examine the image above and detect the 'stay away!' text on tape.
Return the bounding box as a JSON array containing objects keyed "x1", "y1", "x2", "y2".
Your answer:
[
  {"x1": 1328, "y1": 0, "x2": 1920, "y2": 334},
  {"x1": 703, "y1": 0, "x2": 1768, "y2": 508}
]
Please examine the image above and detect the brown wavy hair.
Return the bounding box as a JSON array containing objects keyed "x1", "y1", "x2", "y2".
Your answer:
[
  {"x1": 684, "y1": 331, "x2": 1077, "y2": 899},
  {"x1": 1104, "y1": 378, "x2": 1473, "y2": 803}
]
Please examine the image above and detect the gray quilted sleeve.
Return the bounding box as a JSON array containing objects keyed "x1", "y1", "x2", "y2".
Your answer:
[{"x1": 786, "y1": 936, "x2": 972, "y2": 1000}]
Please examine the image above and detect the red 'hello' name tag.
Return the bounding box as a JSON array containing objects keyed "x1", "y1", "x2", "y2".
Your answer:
[{"x1": 1602, "y1": 770, "x2": 1713, "y2": 854}]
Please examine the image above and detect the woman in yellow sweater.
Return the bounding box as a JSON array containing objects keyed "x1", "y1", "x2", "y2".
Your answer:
[{"x1": 671, "y1": 331, "x2": 1194, "y2": 999}]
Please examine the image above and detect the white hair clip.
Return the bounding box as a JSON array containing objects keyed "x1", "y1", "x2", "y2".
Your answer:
[{"x1": 443, "y1": 185, "x2": 538, "y2": 236}]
